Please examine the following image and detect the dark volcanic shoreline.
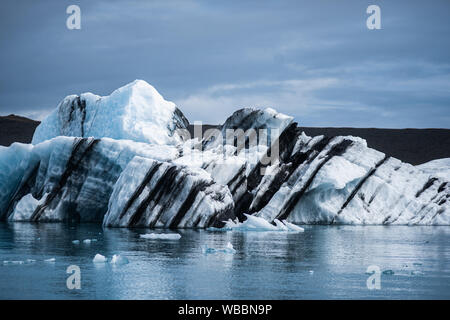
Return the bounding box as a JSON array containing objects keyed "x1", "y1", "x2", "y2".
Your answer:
[
  {"x1": 298, "y1": 127, "x2": 450, "y2": 166},
  {"x1": 1, "y1": 115, "x2": 449, "y2": 165},
  {"x1": 0, "y1": 115, "x2": 40, "y2": 147}
]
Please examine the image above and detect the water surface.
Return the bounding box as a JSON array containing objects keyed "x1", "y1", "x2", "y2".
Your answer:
[{"x1": 1, "y1": 223, "x2": 449, "y2": 299}]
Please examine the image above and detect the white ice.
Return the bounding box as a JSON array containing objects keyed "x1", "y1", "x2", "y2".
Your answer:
[
  {"x1": 417, "y1": 158, "x2": 450, "y2": 181},
  {"x1": 92, "y1": 254, "x2": 107, "y2": 263},
  {"x1": 217, "y1": 214, "x2": 304, "y2": 232},
  {"x1": 32, "y1": 80, "x2": 188, "y2": 145},
  {"x1": 139, "y1": 233, "x2": 182, "y2": 240},
  {"x1": 110, "y1": 254, "x2": 129, "y2": 265},
  {"x1": 202, "y1": 242, "x2": 236, "y2": 254}
]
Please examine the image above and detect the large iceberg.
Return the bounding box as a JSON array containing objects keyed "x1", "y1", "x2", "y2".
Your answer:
[{"x1": 0, "y1": 80, "x2": 449, "y2": 227}]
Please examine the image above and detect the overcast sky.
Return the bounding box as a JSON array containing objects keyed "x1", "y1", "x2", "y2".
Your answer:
[{"x1": 1, "y1": 0, "x2": 449, "y2": 128}]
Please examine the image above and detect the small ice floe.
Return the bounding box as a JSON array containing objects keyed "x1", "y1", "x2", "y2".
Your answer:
[
  {"x1": 72, "y1": 240, "x2": 80, "y2": 245},
  {"x1": 110, "y1": 254, "x2": 129, "y2": 265},
  {"x1": 139, "y1": 233, "x2": 181, "y2": 240},
  {"x1": 223, "y1": 242, "x2": 236, "y2": 254},
  {"x1": 83, "y1": 239, "x2": 92, "y2": 244},
  {"x1": 410, "y1": 270, "x2": 423, "y2": 276},
  {"x1": 309, "y1": 270, "x2": 314, "y2": 275},
  {"x1": 210, "y1": 214, "x2": 305, "y2": 233},
  {"x1": 25, "y1": 259, "x2": 36, "y2": 264},
  {"x1": 91, "y1": 239, "x2": 97, "y2": 242},
  {"x1": 382, "y1": 269, "x2": 395, "y2": 275},
  {"x1": 3, "y1": 260, "x2": 25, "y2": 265},
  {"x1": 202, "y1": 242, "x2": 236, "y2": 255},
  {"x1": 92, "y1": 254, "x2": 107, "y2": 263},
  {"x1": 44, "y1": 258, "x2": 56, "y2": 263}
]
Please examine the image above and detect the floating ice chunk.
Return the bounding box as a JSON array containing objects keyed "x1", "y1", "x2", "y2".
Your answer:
[
  {"x1": 202, "y1": 245, "x2": 217, "y2": 254},
  {"x1": 93, "y1": 254, "x2": 107, "y2": 263},
  {"x1": 224, "y1": 242, "x2": 236, "y2": 254},
  {"x1": 202, "y1": 242, "x2": 236, "y2": 255},
  {"x1": 44, "y1": 258, "x2": 56, "y2": 263},
  {"x1": 72, "y1": 240, "x2": 80, "y2": 245},
  {"x1": 282, "y1": 220, "x2": 305, "y2": 232},
  {"x1": 83, "y1": 239, "x2": 91, "y2": 244},
  {"x1": 110, "y1": 254, "x2": 129, "y2": 265},
  {"x1": 3, "y1": 260, "x2": 24, "y2": 265},
  {"x1": 309, "y1": 270, "x2": 314, "y2": 275},
  {"x1": 25, "y1": 259, "x2": 36, "y2": 264},
  {"x1": 91, "y1": 239, "x2": 97, "y2": 242},
  {"x1": 240, "y1": 214, "x2": 279, "y2": 231},
  {"x1": 139, "y1": 233, "x2": 181, "y2": 240},
  {"x1": 217, "y1": 214, "x2": 305, "y2": 232}
]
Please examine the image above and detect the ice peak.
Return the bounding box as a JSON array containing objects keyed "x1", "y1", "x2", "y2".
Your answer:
[
  {"x1": 114, "y1": 79, "x2": 159, "y2": 94},
  {"x1": 32, "y1": 80, "x2": 190, "y2": 145},
  {"x1": 109, "y1": 80, "x2": 167, "y2": 105}
]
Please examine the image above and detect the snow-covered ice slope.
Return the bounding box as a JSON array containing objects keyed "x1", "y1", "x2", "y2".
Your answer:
[
  {"x1": 417, "y1": 158, "x2": 450, "y2": 181},
  {"x1": 32, "y1": 80, "x2": 189, "y2": 145},
  {"x1": 0, "y1": 80, "x2": 449, "y2": 226}
]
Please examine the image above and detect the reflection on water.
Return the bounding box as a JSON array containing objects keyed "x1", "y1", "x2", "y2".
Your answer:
[{"x1": 1, "y1": 222, "x2": 450, "y2": 299}]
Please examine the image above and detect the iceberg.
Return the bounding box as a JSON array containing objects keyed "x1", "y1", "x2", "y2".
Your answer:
[{"x1": 0, "y1": 80, "x2": 448, "y2": 227}]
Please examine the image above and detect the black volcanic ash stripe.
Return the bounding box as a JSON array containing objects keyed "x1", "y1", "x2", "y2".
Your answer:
[
  {"x1": 239, "y1": 135, "x2": 332, "y2": 219},
  {"x1": 274, "y1": 139, "x2": 353, "y2": 222},
  {"x1": 231, "y1": 123, "x2": 303, "y2": 218},
  {"x1": 416, "y1": 177, "x2": 439, "y2": 198},
  {"x1": 127, "y1": 165, "x2": 178, "y2": 227},
  {"x1": 30, "y1": 138, "x2": 99, "y2": 222},
  {"x1": 169, "y1": 180, "x2": 214, "y2": 229},
  {"x1": 118, "y1": 162, "x2": 162, "y2": 220},
  {"x1": 246, "y1": 122, "x2": 300, "y2": 191},
  {"x1": 331, "y1": 155, "x2": 389, "y2": 223}
]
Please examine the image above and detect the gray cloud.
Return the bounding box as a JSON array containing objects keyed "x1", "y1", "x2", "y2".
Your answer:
[{"x1": 0, "y1": 0, "x2": 449, "y2": 128}]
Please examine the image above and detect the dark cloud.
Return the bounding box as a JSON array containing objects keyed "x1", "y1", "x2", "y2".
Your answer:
[{"x1": 0, "y1": 0, "x2": 449, "y2": 128}]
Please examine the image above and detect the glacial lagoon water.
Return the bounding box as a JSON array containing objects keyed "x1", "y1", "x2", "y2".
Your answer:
[{"x1": 1, "y1": 222, "x2": 450, "y2": 299}]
